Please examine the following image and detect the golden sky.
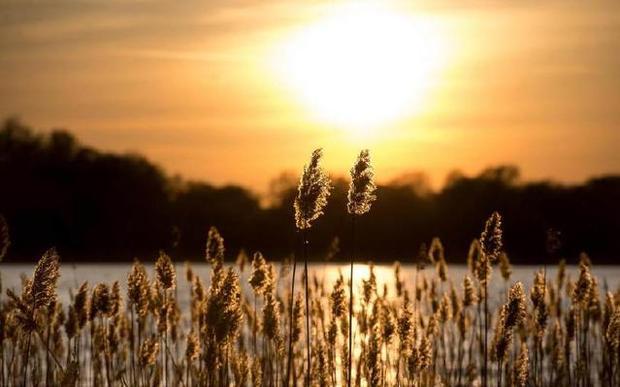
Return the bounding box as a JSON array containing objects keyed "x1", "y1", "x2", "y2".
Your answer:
[{"x1": 1, "y1": 0, "x2": 619, "y2": 192}]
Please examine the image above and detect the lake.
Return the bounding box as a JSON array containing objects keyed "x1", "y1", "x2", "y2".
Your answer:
[{"x1": 1, "y1": 262, "x2": 618, "y2": 309}]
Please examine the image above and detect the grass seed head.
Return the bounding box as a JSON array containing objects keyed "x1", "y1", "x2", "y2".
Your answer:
[
  {"x1": 206, "y1": 226, "x2": 225, "y2": 266},
  {"x1": 493, "y1": 305, "x2": 513, "y2": 362},
  {"x1": 480, "y1": 212, "x2": 503, "y2": 263},
  {"x1": 607, "y1": 308, "x2": 620, "y2": 352},
  {"x1": 30, "y1": 248, "x2": 61, "y2": 311},
  {"x1": 127, "y1": 261, "x2": 149, "y2": 317},
  {"x1": 74, "y1": 281, "x2": 90, "y2": 329},
  {"x1": 463, "y1": 275, "x2": 477, "y2": 307},
  {"x1": 249, "y1": 251, "x2": 268, "y2": 295},
  {"x1": 572, "y1": 261, "x2": 593, "y2": 307},
  {"x1": 294, "y1": 148, "x2": 331, "y2": 230},
  {"x1": 155, "y1": 251, "x2": 176, "y2": 290},
  {"x1": 347, "y1": 149, "x2": 377, "y2": 216},
  {"x1": 110, "y1": 280, "x2": 122, "y2": 318},
  {"x1": 140, "y1": 335, "x2": 160, "y2": 366},
  {"x1": 506, "y1": 282, "x2": 527, "y2": 329},
  {"x1": 92, "y1": 283, "x2": 111, "y2": 318},
  {"x1": 330, "y1": 273, "x2": 346, "y2": 319}
]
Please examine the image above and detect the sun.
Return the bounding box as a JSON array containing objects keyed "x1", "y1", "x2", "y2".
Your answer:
[{"x1": 272, "y1": 2, "x2": 450, "y2": 136}]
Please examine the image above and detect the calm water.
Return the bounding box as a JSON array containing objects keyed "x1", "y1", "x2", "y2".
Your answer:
[
  {"x1": 1, "y1": 262, "x2": 618, "y2": 309},
  {"x1": 2, "y1": 262, "x2": 617, "y2": 385}
]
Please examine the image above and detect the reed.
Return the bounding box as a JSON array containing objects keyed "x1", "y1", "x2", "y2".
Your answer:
[
  {"x1": 291, "y1": 148, "x2": 330, "y2": 387},
  {"x1": 479, "y1": 212, "x2": 503, "y2": 387},
  {"x1": 0, "y1": 171, "x2": 618, "y2": 387},
  {"x1": 346, "y1": 149, "x2": 376, "y2": 387},
  {"x1": 0, "y1": 244, "x2": 617, "y2": 387}
]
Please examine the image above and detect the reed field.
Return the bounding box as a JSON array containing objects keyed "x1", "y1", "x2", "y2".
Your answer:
[{"x1": 0, "y1": 149, "x2": 618, "y2": 387}]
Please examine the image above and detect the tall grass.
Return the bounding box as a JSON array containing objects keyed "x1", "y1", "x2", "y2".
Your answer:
[
  {"x1": 0, "y1": 150, "x2": 619, "y2": 386},
  {"x1": 292, "y1": 148, "x2": 331, "y2": 387},
  {"x1": 1, "y1": 229, "x2": 619, "y2": 386},
  {"x1": 346, "y1": 149, "x2": 376, "y2": 387}
]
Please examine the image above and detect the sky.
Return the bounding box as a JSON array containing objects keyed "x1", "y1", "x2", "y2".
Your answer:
[{"x1": 1, "y1": 0, "x2": 619, "y2": 192}]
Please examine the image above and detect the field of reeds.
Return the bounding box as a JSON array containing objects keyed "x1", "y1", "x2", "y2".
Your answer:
[{"x1": 0, "y1": 149, "x2": 618, "y2": 387}]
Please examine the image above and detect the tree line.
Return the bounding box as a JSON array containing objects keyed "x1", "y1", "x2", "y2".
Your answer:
[{"x1": 1, "y1": 117, "x2": 618, "y2": 264}]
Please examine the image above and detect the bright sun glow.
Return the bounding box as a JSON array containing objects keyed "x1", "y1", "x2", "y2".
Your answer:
[{"x1": 273, "y1": 2, "x2": 450, "y2": 136}]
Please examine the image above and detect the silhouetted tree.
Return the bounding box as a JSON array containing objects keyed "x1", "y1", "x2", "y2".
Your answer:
[{"x1": 1, "y1": 118, "x2": 618, "y2": 264}]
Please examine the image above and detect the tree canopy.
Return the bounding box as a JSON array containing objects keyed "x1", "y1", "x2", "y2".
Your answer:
[{"x1": 1, "y1": 118, "x2": 618, "y2": 264}]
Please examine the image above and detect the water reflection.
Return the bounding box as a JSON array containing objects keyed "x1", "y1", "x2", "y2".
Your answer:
[{"x1": 1, "y1": 262, "x2": 618, "y2": 309}]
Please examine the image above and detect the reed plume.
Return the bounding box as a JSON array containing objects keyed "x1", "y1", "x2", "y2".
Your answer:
[
  {"x1": 492, "y1": 305, "x2": 511, "y2": 361},
  {"x1": 572, "y1": 261, "x2": 593, "y2": 306},
  {"x1": 607, "y1": 307, "x2": 620, "y2": 382},
  {"x1": 294, "y1": 148, "x2": 331, "y2": 231},
  {"x1": 11, "y1": 248, "x2": 61, "y2": 387},
  {"x1": 128, "y1": 261, "x2": 149, "y2": 317},
  {"x1": 506, "y1": 282, "x2": 527, "y2": 328},
  {"x1": 347, "y1": 149, "x2": 376, "y2": 216},
  {"x1": 330, "y1": 274, "x2": 346, "y2": 319},
  {"x1": 249, "y1": 251, "x2": 268, "y2": 363},
  {"x1": 249, "y1": 252, "x2": 268, "y2": 296},
  {"x1": 74, "y1": 281, "x2": 90, "y2": 329},
  {"x1": 205, "y1": 267, "x2": 243, "y2": 344},
  {"x1": 127, "y1": 260, "x2": 149, "y2": 385},
  {"x1": 530, "y1": 269, "x2": 549, "y2": 385},
  {"x1": 262, "y1": 292, "x2": 281, "y2": 346},
  {"x1": 346, "y1": 149, "x2": 376, "y2": 387},
  {"x1": 289, "y1": 148, "x2": 331, "y2": 387},
  {"x1": 479, "y1": 212, "x2": 503, "y2": 387},
  {"x1": 30, "y1": 248, "x2": 61, "y2": 311},
  {"x1": 480, "y1": 212, "x2": 503, "y2": 263},
  {"x1": 155, "y1": 251, "x2": 176, "y2": 291},
  {"x1": 467, "y1": 239, "x2": 481, "y2": 276},
  {"x1": 206, "y1": 226, "x2": 225, "y2": 278},
  {"x1": 92, "y1": 283, "x2": 111, "y2": 318},
  {"x1": 155, "y1": 251, "x2": 176, "y2": 386},
  {"x1": 463, "y1": 275, "x2": 477, "y2": 307},
  {"x1": 4, "y1": 203, "x2": 620, "y2": 387},
  {"x1": 493, "y1": 282, "x2": 526, "y2": 387},
  {"x1": 186, "y1": 330, "x2": 200, "y2": 362},
  {"x1": 140, "y1": 335, "x2": 160, "y2": 367},
  {"x1": 110, "y1": 281, "x2": 122, "y2": 318}
]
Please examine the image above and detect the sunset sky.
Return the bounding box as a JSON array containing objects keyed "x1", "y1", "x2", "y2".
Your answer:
[{"x1": 1, "y1": 0, "x2": 619, "y2": 192}]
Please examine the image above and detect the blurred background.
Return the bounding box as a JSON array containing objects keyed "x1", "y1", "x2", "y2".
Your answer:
[
  {"x1": 1, "y1": 118, "x2": 618, "y2": 263},
  {"x1": 0, "y1": 1, "x2": 619, "y2": 263}
]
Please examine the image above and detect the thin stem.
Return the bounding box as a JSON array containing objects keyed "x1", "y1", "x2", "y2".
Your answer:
[
  {"x1": 348, "y1": 214, "x2": 355, "y2": 387},
  {"x1": 254, "y1": 295, "x2": 258, "y2": 357},
  {"x1": 186, "y1": 359, "x2": 191, "y2": 387},
  {"x1": 101, "y1": 316, "x2": 112, "y2": 387},
  {"x1": 497, "y1": 359, "x2": 502, "y2": 387},
  {"x1": 137, "y1": 319, "x2": 143, "y2": 386},
  {"x1": 34, "y1": 328, "x2": 65, "y2": 372},
  {"x1": 163, "y1": 291, "x2": 168, "y2": 387},
  {"x1": 285, "y1": 242, "x2": 298, "y2": 387},
  {"x1": 303, "y1": 228, "x2": 311, "y2": 387},
  {"x1": 46, "y1": 318, "x2": 51, "y2": 387},
  {"x1": 22, "y1": 332, "x2": 32, "y2": 387},
  {"x1": 130, "y1": 306, "x2": 135, "y2": 387},
  {"x1": 484, "y1": 280, "x2": 488, "y2": 387},
  {"x1": 22, "y1": 291, "x2": 37, "y2": 387}
]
